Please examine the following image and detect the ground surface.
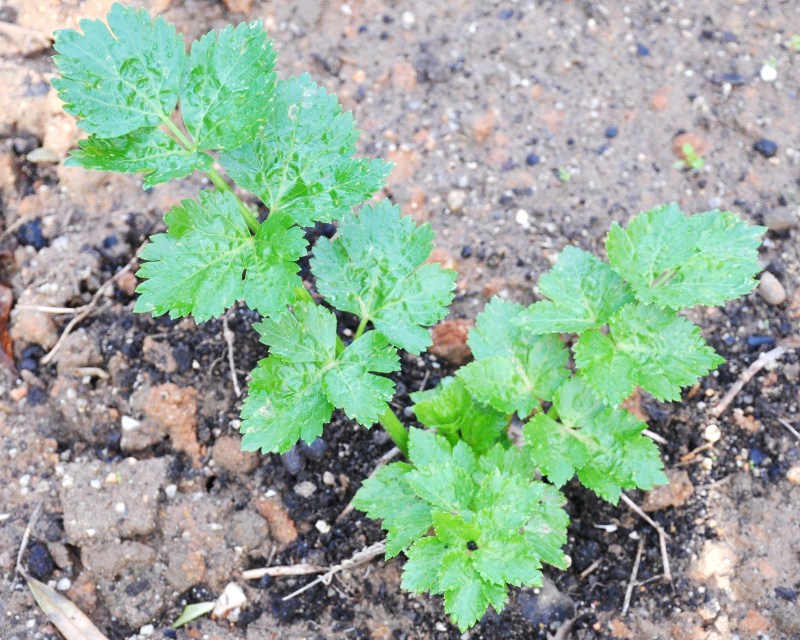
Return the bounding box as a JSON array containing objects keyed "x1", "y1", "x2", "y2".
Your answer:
[{"x1": 1, "y1": 1, "x2": 799, "y2": 639}]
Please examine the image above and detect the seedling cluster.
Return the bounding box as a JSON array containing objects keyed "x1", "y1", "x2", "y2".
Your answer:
[{"x1": 54, "y1": 5, "x2": 765, "y2": 631}]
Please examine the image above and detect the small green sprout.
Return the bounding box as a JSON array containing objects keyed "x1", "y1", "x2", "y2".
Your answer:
[{"x1": 673, "y1": 142, "x2": 705, "y2": 171}]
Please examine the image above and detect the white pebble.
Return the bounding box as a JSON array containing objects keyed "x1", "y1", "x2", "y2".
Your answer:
[
  {"x1": 139, "y1": 624, "x2": 154, "y2": 636},
  {"x1": 322, "y1": 471, "x2": 336, "y2": 486},
  {"x1": 759, "y1": 64, "x2": 777, "y2": 82},
  {"x1": 164, "y1": 483, "x2": 177, "y2": 499},
  {"x1": 294, "y1": 481, "x2": 316, "y2": 498},
  {"x1": 515, "y1": 209, "x2": 531, "y2": 228},
  {"x1": 56, "y1": 578, "x2": 71, "y2": 591},
  {"x1": 114, "y1": 502, "x2": 126, "y2": 514},
  {"x1": 401, "y1": 11, "x2": 415, "y2": 29},
  {"x1": 90, "y1": 478, "x2": 102, "y2": 490},
  {"x1": 703, "y1": 424, "x2": 721, "y2": 443},
  {"x1": 315, "y1": 519, "x2": 331, "y2": 534},
  {"x1": 121, "y1": 416, "x2": 141, "y2": 431},
  {"x1": 213, "y1": 582, "x2": 247, "y2": 620}
]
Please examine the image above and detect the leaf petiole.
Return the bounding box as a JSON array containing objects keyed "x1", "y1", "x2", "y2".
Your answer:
[{"x1": 378, "y1": 405, "x2": 409, "y2": 457}]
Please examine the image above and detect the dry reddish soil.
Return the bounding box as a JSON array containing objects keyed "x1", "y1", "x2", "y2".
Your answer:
[{"x1": 1, "y1": 1, "x2": 799, "y2": 639}]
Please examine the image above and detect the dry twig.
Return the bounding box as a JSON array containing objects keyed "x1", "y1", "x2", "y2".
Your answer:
[
  {"x1": 620, "y1": 493, "x2": 672, "y2": 584},
  {"x1": 777, "y1": 418, "x2": 800, "y2": 443},
  {"x1": 243, "y1": 541, "x2": 387, "y2": 600},
  {"x1": 621, "y1": 537, "x2": 646, "y2": 616},
  {"x1": 336, "y1": 446, "x2": 401, "y2": 523},
  {"x1": 711, "y1": 346, "x2": 786, "y2": 417}
]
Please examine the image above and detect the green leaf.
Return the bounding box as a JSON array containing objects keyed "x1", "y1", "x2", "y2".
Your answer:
[
  {"x1": 312, "y1": 200, "x2": 456, "y2": 353},
  {"x1": 219, "y1": 74, "x2": 391, "y2": 226},
  {"x1": 182, "y1": 21, "x2": 276, "y2": 150},
  {"x1": 322, "y1": 331, "x2": 399, "y2": 426},
  {"x1": 53, "y1": 3, "x2": 184, "y2": 138},
  {"x1": 354, "y1": 428, "x2": 569, "y2": 632},
  {"x1": 65, "y1": 127, "x2": 212, "y2": 188},
  {"x1": 574, "y1": 302, "x2": 724, "y2": 406},
  {"x1": 524, "y1": 377, "x2": 667, "y2": 504},
  {"x1": 135, "y1": 190, "x2": 306, "y2": 322},
  {"x1": 606, "y1": 204, "x2": 766, "y2": 309},
  {"x1": 239, "y1": 303, "x2": 399, "y2": 453},
  {"x1": 172, "y1": 601, "x2": 215, "y2": 628},
  {"x1": 353, "y1": 463, "x2": 432, "y2": 557},
  {"x1": 458, "y1": 299, "x2": 570, "y2": 416},
  {"x1": 411, "y1": 377, "x2": 509, "y2": 453},
  {"x1": 521, "y1": 246, "x2": 633, "y2": 334}
]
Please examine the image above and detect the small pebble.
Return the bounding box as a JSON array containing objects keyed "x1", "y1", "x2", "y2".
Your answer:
[
  {"x1": 400, "y1": 11, "x2": 415, "y2": 29},
  {"x1": 17, "y1": 219, "x2": 47, "y2": 250},
  {"x1": 775, "y1": 586, "x2": 797, "y2": 601},
  {"x1": 315, "y1": 519, "x2": 331, "y2": 534},
  {"x1": 121, "y1": 416, "x2": 140, "y2": 431},
  {"x1": 300, "y1": 437, "x2": 328, "y2": 461},
  {"x1": 746, "y1": 335, "x2": 775, "y2": 349},
  {"x1": 748, "y1": 448, "x2": 767, "y2": 466},
  {"x1": 139, "y1": 624, "x2": 154, "y2": 637},
  {"x1": 461, "y1": 245, "x2": 473, "y2": 258},
  {"x1": 56, "y1": 578, "x2": 72, "y2": 591},
  {"x1": 322, "y1": 471, "x2": 335, "y2": 486},
  {"x1": 759, "y1": 64, "x2": 777, "y2": 82},
  {"x1": 515, "y1": 209, "x2": 530, "y2": 229},
  {"x1": 718, "y1": 72, "x2": 746, "y2": 86},
  {"x1": 525, "y1": 153, "x2": 540, "y2": 166},
  {"x1": 497, "y1": 8, "x2": 514, "y2": 19},
  {"x1": 787, "y1": 465, "x2": 800, "y2": 485},
  {"x1": 764, "y1": 206, "x2": 798, "y2": 232},
  {"x1": 294, "y1": 480, "x2": 316, "y2": 498},
  {"x1": 703, "y1": 424, "x2": 721, "y2": 443},
  {"x1": 447, "y1": 189, "x2": 467, "y2": 212},
  {"x1": 282, "y1": 447, "x2": 304, "y2": 475},
  {"x1": 757, "y1": 272, "x2": 786, "y2": 305},
  {"x1": 753, "y1": 138, "x2": 778, "y2": 158},
  {"x1": 27, "y1": 543, "x2": 54, "y2": 580},
  {"x1": 604, "y1": 126, "x2": 618, "y2": 139},
  {"x1": 636, "y1": 42, "x2": 650, "y2": 56}
]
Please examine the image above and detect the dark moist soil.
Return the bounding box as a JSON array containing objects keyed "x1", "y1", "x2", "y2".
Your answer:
[{"x1": 1, "y1": 1, "x2": 800, "y2": 640}]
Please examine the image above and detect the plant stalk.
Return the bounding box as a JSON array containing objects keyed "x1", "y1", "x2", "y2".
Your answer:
[
  {"x1": 378, "y1": 405, "x2": 409, "y2": 457},
  {"x1": 161, "y1": 116, "x2": 260, "y2": 234},
  {"x1": 353, "y1": 316, "x2": 369, "y2": 340},
  {"x1": 204, "y1": 167, "x2": 261, "y2": 234}
]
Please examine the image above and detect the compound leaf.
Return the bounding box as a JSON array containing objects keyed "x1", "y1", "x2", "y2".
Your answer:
[
  {"x1": 182, "y1": 21, "x2": 276, "y2": 150},
  {"x1": 459, "y1": 299, "x2": 570, "y2": 416},
  {"x1": 220, "y1": 74, "x2": 391, "y2": 225},
  {"x1": 312, "y1": 200, "x2": 456, "y2": 353},
  {"x1": 607, "y1": 204, "x2": 765, "y2": 309},
  {"x1": 411, "y1": 377, "x2": 509, "y2": 453},
  {"x1": 352, "y1": 462, "x2": 432, "y2": 558},
  {"x1": 322, "y1": 331, "x2": 399, "y2": 426},
  {"x1": 239, "y1": 303, "x2": 399, "y2": 453},
  {"x1": 574, "y1": 302, "x2": 724, "y2": 406},
  {"x1": 65, "y1": 127, "x2": 212, "y2": 188},
  {"x1": 355, "y1": 429, "x2": 569, "y2": 632},
  {"x1": 135, "y1": 190, "x2": 306, "y2": 322},
  {"x1": 521, "y1": 246, "x2": 633, "y2": 334},
  {"x1": 53, "y1": 3, "x2": 185, "y2": 138},
  {"x1": 525, "y1": 377, "x2": 667, "y2": 503}
]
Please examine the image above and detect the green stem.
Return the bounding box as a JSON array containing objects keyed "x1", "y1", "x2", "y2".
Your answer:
[
  {"x1": 161, "y1": 116, "x2": 196, "y2": 151},
  {"x1": 354, "y1": 316, "x2": 369, "y2": 340},
  {"x1": 160, "y1": 117, "x2": 260, "y2": 234},
  {"x1": 205, "y1": 166, "x2": 260, "y2": 234},
  {"x1": 379, "y1": 405, "x2": 409, "y2": 457}
]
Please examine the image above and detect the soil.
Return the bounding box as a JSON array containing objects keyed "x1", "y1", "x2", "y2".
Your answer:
[{"x1": 1, "y1": 1, "x2": 799, "y2": 639}]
